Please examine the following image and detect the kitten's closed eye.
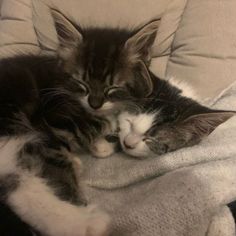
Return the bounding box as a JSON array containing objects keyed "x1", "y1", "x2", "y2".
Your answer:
[
  {"x1": 76, "y1": 81, "x2": 88, "y2": 96},
  {"x1": 105, "y1": 87, "x2": 130, "y2": 101},
  {"x1": 69, "y1": 77, "x2": 88, "y2": 96}
]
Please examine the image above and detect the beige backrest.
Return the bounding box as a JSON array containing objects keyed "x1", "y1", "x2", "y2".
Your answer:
[{"x1": 0, "y1": 0, "x2": 236, "y2": 104}]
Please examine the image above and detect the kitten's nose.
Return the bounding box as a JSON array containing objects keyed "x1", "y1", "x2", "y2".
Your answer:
[
  {"x1": 124, "y1": 140, "x2": 135, "y2": 149},
  {"x1": 123, "y1": 134, "x2": 141, "y2": 149},
  {"x1": 88, "y1": 96, "x2": 103, "y2": 110}
]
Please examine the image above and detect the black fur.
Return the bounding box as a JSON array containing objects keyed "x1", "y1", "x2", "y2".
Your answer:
[
  {"x1": 228, "y1": 200, "x2": 236, "y2": 224},
  {"x1": 0, "y1": 203, "x2": 41, "y2": 236},
  {"x1": 0, "y1": 54, "x2": 105, "y2": 235}
]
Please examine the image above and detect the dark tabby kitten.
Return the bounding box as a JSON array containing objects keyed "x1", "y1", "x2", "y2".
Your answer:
[
  {"x1": 0, "y1": 54, "x2": 111, "y2": 236},
  {"x1": 0, "y1": 10, "x2": 161, "y2": 236},
  {"x1": 52, "y1": 10, "x2": 159, "y2": 116},
  {"x1": 49, "y1": 10, "x2": 162, "y2": 158},
  {"x1": 118, "y1": 74, "x2": 235, "y2": 158}
]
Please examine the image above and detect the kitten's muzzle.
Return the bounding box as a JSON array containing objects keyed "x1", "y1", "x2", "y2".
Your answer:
[
  {"x1": 123, "y1": 134, "x2": 142, "y2": 149},
  {"x1": 88, "y1": 95, "x2": 104, "y2": 109},
  {"x1": 124, "y1": 140, "x2": 135, "y2": 149}
]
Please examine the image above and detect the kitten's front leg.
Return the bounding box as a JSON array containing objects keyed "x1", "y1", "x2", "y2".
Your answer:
[
  {"x1": 0, "y1": 137, "x2": 110, "y2": 236},
  {"x1": 7, "y1": 173, "x2": 110, "y2": 236},
  {"x1": 89, "y1": 115, "x2": 120, "y2": 158},
  {"x1": 90, "y1": 135, "x2": 119, "y2": 158}
]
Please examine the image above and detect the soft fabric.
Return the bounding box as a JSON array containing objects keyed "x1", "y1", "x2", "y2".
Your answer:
[
  {"x1": 167, "y1": 0, "x2": 236, "y2": 104},
  {"x1": 80, "y1": 83, "x2": 236, "y2": 236},
  {"x1": 0, "y1": 0, "x2": 236, "y2": 235},
  {"x1": 2, "y1": 0, "x2": 236, "y2": 102}
]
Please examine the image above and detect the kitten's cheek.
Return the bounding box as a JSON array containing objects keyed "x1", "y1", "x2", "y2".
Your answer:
[{"x1": 118, "y1": 130, "x2": 128, "y2": 145}]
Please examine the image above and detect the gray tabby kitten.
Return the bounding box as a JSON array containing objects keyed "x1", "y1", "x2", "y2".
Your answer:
[{"x1": 118, "y1": 76, "x2": 235, "y2": 158}]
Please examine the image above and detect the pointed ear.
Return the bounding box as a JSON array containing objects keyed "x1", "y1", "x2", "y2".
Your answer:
[
  {"x1": 138, "y1": 61, "x2": 153, "y2": 96},
  {"x1": 51, "y1": 10, "x2": 83, "y2": 58},
  {"x1": 124, "y1": 19, "x2": 160, "y2": 64},
  {"x1": 179, "y1": 111, "x2": 235, "y2": 138},
  {"x1": 131, "y1": 61, "x2": 153, "y2": 97}
]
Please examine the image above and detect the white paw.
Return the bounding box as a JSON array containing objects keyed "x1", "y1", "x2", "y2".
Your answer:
[
  {"x1": 86, "y1": 205, "x2": 111, "y2": 236},
  {"x1": 90, "y1": 138, "x2": 115, "y2": 158},
  {"x1": 48, "y1": 205, "x2": 110, "y2": 236}
]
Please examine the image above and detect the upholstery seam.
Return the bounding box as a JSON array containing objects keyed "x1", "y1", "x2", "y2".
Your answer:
[
  {"x1": 169, "y1": 0, "x2": 189, "y2": 55},
  {"x1": 164, "y1": 0, "x2": 190, "y2": 77},
  {"x1": 31, "y1": 0, "x2": 41, "y2": 50}
]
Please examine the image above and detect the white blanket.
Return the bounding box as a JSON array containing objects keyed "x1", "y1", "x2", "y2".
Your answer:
[{"x1": 80, "y1": 83, "x2": 236, "y2": 236}]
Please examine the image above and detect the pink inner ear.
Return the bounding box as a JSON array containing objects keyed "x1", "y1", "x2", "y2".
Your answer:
[
  {"x1": 124, "y1": 20, "x2": 159, "y2": 63},
  {"x1": 51, "y1": 10, "x2": 83, "y2": 47}
]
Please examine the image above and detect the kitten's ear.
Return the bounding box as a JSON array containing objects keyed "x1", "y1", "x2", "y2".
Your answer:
[
  {"x1": 124, "y1": 19, "x2": 160, "y2": 64},
  {"x1": 138, "y1": 61, "x2": 153, "y2": 96},
  {"x1": 51, "y1": 10, "x2": 83, "y2": 58},
  {"x1": 180, "y1": 111, "x2": 235, "y2": 139}
]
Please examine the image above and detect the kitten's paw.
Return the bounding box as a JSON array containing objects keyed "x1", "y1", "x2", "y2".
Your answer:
[
  {"x1": 48, "y1": 205, "x2": 110, "y2": 236},
  {"x1": 86, "y1": 205, "x2": 111, "y2": 236},
  {"x1": 90, "y1": 138, "x2": 115, "y2": 158}
]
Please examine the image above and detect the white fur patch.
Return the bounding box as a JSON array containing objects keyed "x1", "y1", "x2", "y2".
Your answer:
[
  {"x1": 132, "y1": 113, "x2": 156, "y2": 134},
  {"x1": 118, "y1": 112, "x2": 155, "y2": 158},
  {"x1": 0, "y1": 136, "x2": 110, "y2": 236},
  {"x1": 167, "y1": 77, "x2": 200, "y2": 102},
  {"x1": 119, "y1": 112, "x2": 155, "y2": 135},
  {"x1": 7, "y1": 173, "x2": 110, "y2": 236}
]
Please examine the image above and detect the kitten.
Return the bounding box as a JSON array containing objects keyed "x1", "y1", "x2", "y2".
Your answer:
[
  {"x1": 0, "y1": 8, "x2": 161, "y2": 234},
  {"x1": 51, "y1": 10, "x2": 159, "y2": 117},
  {"x1": 118, "y1": 73, "x2": 235, "y2": 158},
  {"x1": 0, "y1": 44, "x2": 110, "y2": 236},
  {"x1": 0, "y1": 10, "x2": 161, "y2": 233},
  {"x1": 50, "y1": 10, "x2": 160, "y2": 158}
]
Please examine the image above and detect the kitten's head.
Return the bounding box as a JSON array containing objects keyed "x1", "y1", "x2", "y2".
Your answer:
[
  {"x1": 52, "y1": 10, "x2": 159, "y2": 116},
  {"x1": 118, "y1": 97, "x2": 235, "y2": 158}
]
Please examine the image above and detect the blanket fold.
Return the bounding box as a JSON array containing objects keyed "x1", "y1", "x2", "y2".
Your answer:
[{"x1": 80, "y1": 84, "x2": 236, "y2": 236}]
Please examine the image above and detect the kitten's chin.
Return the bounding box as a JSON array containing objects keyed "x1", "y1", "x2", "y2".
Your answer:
[
  {"x1": 79, "y1": 97, "x2": 119, "y2": 116},
  {"x1": 89, "y1": 108, "x2": 118, "y2": 116}
]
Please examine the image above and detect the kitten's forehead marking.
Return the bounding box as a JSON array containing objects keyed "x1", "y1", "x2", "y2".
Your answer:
[
  {"x1": 133, "y1": 113, "x2": 156, "y2": 134},
  {"x1": 119, "y1": 112, "x2": 156, "y2": 134}
]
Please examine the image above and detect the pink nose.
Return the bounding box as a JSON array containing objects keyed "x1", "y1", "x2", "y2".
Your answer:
[
  {"x1": 124, "y1": 140, "x2": 136, "y2": 149},
  {"x1": 123, "y1": 134, "x2": 141, "y2": 149}
]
